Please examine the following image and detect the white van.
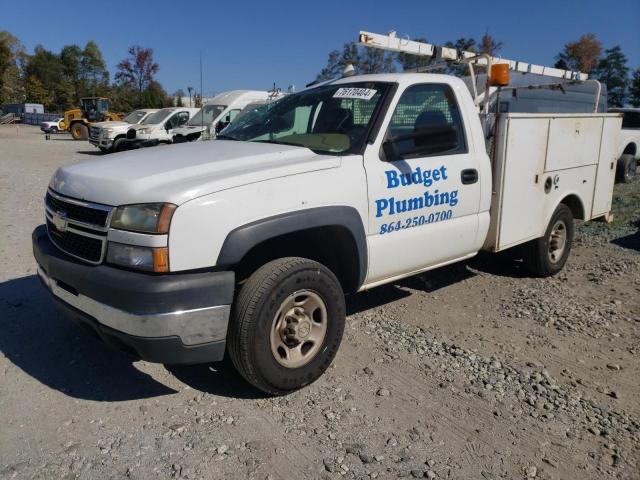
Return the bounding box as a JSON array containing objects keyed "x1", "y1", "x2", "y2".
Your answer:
[
  {"x1": 125, "y1": 107, "x2": 200, "y2": 148},
  {"x1": 172, "y1": 90, "x2": 279, "y2": 142}
]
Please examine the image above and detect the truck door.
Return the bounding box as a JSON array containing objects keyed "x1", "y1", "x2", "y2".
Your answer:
[{"x1": 364, "y1": 83, "x2": 482, "y2": 284}]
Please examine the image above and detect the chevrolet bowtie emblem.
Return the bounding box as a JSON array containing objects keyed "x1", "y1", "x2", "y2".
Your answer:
[{"x1": 51, "y1": 212, "x2": 68, "y2": 232}]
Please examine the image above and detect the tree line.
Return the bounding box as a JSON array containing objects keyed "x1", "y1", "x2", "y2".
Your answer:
[
  {"x1": 315, "y1": 32, "x2": 640, "y2": 108},
  {"x1": 0, "y1": 31, "x2": 174, "y2": 113}
]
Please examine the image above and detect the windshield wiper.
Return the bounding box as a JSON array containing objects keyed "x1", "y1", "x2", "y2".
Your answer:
[
  {"x1": 254, "y1": 139, "x2": 303, "y2": 148},
  {"x1": 217, "y1": 134, "x2": 238, "y2": 141}
]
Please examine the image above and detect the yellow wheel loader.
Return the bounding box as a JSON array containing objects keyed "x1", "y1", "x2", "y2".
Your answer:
[{"x1": 61, "y1": 97, "x2": 121, "y2": 140}]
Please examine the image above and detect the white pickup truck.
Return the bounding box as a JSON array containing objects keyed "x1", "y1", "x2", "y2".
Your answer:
[
  {"x1": 33, "y1": 72, "x2": 621, "y2": 395},
  {"x1": 609, "y1": 108, "x2": 640, "y2": 183},
  {"x1": 89, "y1": 109, "x2": 158, "y2": 153}
]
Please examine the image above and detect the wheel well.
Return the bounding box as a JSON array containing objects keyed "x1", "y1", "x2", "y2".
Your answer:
[
  {"x1": 561, "y1": 195, "x2": 585, "y2": 220},
  {"x1": 622, "y1": 143, "x2": 636, "y2": 156},
  {"x1": 233, "y1": 226, "x2": 362, "y2": 293}
]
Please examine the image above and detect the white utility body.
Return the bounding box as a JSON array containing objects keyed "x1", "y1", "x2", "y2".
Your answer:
[{"x1": 33, "y1": 31, "x2": 622, "y2": 395}]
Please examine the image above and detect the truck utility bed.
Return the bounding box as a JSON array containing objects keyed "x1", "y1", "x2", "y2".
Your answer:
[{"x1": 483, "y1": 112, "x2": 622, "y2": 252}]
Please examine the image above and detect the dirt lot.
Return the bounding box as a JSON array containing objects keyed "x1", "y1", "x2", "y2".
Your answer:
[{"x1": 0, "y1": 124, "x2": 639, "y2": 480}]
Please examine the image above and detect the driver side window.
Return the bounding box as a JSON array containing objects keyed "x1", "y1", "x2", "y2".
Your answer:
[{"x1": 386, "y1": 83, "x2": 466, "y2": 159}]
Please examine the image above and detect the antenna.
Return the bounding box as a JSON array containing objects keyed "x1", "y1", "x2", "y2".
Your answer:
[{"x1": 200, "y1": 51, "x2": 203, "y2": 134}]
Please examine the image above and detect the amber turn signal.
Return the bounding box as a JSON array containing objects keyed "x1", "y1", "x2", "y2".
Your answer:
[{"x1": 152, "y1": 247, "x2": 169, "y2": 272}]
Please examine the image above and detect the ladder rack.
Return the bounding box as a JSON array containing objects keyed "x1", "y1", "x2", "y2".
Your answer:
[{"x1": 358, "y1": 31, "x2": 588, "y2": 81}]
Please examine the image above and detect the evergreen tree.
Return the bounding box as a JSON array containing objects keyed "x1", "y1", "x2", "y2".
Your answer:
[
  {"x1": 81, "y1": 41, "x2": 109, "y2": 96},
  {"x1": 629, "y1": 68, "x2": 640, "y2": 108},
  {"x1": 595, "y1": 46, "x2": 629, "y2": 108}
]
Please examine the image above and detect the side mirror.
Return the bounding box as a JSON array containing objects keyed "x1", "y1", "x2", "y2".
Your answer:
[{"x1": 382, "y1": 125, "x2": 458, "y2": 161}]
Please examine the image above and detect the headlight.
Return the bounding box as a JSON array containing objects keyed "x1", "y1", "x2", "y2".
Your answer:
[
  {"x1": 110, "y1": 203, "x2": 176, "y2": 234},
  {"x1": 138, "y1": 127, "x2": 151, "y2": 134},
  {"x1": 103, "y1": 128, "x2": 114, "y2": 136},
  {"x1": 107, "y1": 243, "x2": 169, "y2": 272}
]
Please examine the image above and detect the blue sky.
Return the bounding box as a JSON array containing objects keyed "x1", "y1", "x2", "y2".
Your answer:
[{"x1": 3, "y1": 0, "x2": 639, "y2": 96}]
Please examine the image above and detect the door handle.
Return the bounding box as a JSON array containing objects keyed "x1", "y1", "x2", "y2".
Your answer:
[{"x1": 461, "y1": 168, "x2": 478, "y2": 185}]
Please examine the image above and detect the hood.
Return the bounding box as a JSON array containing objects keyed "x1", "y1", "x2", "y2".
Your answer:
[
  {"x1": 174, "y1": 125, "x2": 207, "y2": 134},
  {"x1": 92, "y1": 121, "x2": 130, "y2": 128},
  {"x1": 50, "y1": 140, "x2": 341, "y2": 206}
]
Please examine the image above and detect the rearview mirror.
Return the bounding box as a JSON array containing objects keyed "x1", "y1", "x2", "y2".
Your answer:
[{"x1": 382, "y1": 125, "x2": 458, "y2": 161}]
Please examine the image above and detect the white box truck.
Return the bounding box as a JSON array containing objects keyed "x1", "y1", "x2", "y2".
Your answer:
[{"x1": 32, "y1": 33, "x2": 621, "y2": 395}]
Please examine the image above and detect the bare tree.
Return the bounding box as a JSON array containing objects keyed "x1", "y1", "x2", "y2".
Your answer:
[{"x1": 115, "y1": 46, "x2": 159, "y2": 106}]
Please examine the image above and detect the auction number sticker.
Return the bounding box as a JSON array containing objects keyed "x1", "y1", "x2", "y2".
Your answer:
[{"x1": 333, "y1": 88, "x2": 377, "y2": 100}]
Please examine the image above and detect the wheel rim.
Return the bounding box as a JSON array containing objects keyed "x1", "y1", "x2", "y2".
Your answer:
[
  {"x1": 270, "y1": 290, "x2": 328, "y2": 368},
  {"x1": 548, "y1": 220, "x2": 567, "y2": 264},
  {"x1": 626, "y1": 160, "x2": 636, "y2": 179}
]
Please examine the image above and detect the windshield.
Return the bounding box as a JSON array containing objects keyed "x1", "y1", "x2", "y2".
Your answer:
[
  {"x1": 142, "y1": 108, "x2": 173, "y2": 125},
  {"x1": 123, "y1": 110, "x2": 148, "y2": 124},
  {"x1": 188, "y1": 105, "x2": 226, "y2": 126},
  {"x1": 221, "y1": 82, "x2": 390, "y2": 154},
  {"x1": 234, "y1": 102, "x2": 268, "y2": 122}
]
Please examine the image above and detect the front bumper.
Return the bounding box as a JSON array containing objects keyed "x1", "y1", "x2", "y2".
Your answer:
[
  {"x1": 32, "y1": 225, "x2": 234, "y2": 364},
  {"x1": 89, "y1": 137, "x2": 113, "y2": 148}
]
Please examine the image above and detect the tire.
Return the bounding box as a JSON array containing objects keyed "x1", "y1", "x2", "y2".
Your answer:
[
  {"x1": 615, "y1": 154, "x2": 636, "y2": 184},
  {"x1": 228, "y1": 257, "x2": 345, "y2": 395},
  {"x1": 523, "y1": 203, "x2": 574, "y2": 277},
  {"x1": 70, "y1": 123, "x2": 88, "y2": 140},
  {"x1": 112, "y1": 137, "x2": 127, "y2": 153},
  {"x1": 50, "y1": 126, "x2": 58, "y2": 134}
]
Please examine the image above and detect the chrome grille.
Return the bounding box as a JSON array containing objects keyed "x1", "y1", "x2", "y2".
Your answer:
[
  {"x1": 46, "y1": 191, "x2": 109, "y2": 227},
  {"x1": 45, "y1": 189, "x2": 113, "y2": 264},
  {"x1": 89, "y1": 125, "x2": 101, "y2": 142}
]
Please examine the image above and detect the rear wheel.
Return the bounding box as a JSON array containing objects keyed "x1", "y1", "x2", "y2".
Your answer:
[
  {"x1": 523, "y1": 204, "x2": 574, "y2": 277},
  {"x1": 228, "y1": 257, "x2": 345, "y2": 395},
  {"x1": 70, "y1": 123, "x2": 88, "y2": 140},
  {"x1": 616, "y1": 154, "x2": 636, "y2": 184}
]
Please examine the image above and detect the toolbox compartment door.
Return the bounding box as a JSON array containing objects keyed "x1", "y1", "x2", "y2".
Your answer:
[{"x1": 591, "y1": 116, "x2": 621, "y2": 218}]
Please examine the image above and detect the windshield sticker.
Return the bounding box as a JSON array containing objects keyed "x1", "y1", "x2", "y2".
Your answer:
[{"x1": 333, "y1": 88, "x2": 377, "y2": 100}]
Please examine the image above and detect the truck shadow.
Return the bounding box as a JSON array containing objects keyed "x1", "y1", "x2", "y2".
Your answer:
[
  {"x1": 0, "y1": 275, "x2": 270, "y2": 401},
  {"x1": 0, "y1": 275, "x2": 178, "y2": 401},
  {"x1": 76, "y1": 150, "x2": 104, "y2": 156},
  {"x1": 611, "y1": 230, "x2": 640, "y2": 253},
  {"x1": 346, "y1": 252, "x2": 527, "y2": 315}
]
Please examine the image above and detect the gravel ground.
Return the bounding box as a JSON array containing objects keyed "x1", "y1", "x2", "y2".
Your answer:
[{"x1": 1, "y1": 125, "x2": 639, "y2": 480}]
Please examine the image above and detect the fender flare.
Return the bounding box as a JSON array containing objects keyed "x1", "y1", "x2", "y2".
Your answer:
[{"x1": 216, "y1": 206, "x2": 368, "y2": 287}]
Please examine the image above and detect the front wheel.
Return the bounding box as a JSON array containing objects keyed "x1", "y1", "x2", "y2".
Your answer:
[
  {"x1": 70, "y1": 123, "x2": 88, "y2": 140},
  {"x1": 523, "y1": 204, "x2": 574, "y2": 277},
  {"x1": 228, "y1": 257, "x2": 345, "y2": 395},
  {"x1": 50, "y1": 126, "x2": 58, "y2": 134},
  {"x1": 112, "y1": 137, "x2": 127, "y2": 153}
]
